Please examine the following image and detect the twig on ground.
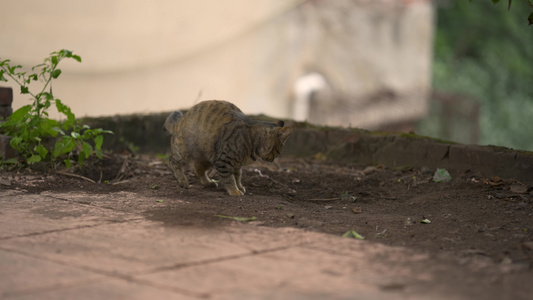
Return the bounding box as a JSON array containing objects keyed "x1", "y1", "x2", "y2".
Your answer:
[
  {"x1": 112, "y1": 179, "x2": 132, "y2": 186},
  {"x1": 56, "y1": 171, "x2": 96, "y2": 183},
  {"x1": 364, "y1": 192, "x2": 396, "y2": 200},
  {"x1": 303, "y1": 197, "x2": 340, "y2": 201},
  {"x1": 115, "y1": 156, "x2": 129, "y2": 181}
]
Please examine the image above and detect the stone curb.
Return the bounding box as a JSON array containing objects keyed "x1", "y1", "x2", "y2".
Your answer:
[
  {"x1": 284, "y1": 127, "x2": 533, "y2": 185},
  {"x1": 2, "y1": 112, "x2": 532, "y2": 185}
]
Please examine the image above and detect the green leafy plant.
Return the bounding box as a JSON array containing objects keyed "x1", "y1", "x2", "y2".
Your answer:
[
  {"x1": 487, "y1": 0, "x2": 533, "y2": 25},
  {"x1": 0, "y1": 49, "x2": 112, "y2": 167}
]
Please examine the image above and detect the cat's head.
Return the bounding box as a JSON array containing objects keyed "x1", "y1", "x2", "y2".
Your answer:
[{"x1": 257, "y1": 122, "x2": 292, "y2": 162}]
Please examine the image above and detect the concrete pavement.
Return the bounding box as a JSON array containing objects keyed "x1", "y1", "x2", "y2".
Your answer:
[{"x1": 0, "y1": 189, "x2": 529, "y2": 300}]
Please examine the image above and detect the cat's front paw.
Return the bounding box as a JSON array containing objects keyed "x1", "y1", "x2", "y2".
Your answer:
[{"x1": 178, "y1": 179, "x2": 190, "y2": 189}]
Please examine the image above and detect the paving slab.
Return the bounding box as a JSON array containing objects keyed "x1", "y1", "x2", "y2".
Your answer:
[
  {"x1": 0, "y1": 220, "x2": 252, "y2": 275},
  {"x1": 40, "y1": 191, "x2": 167, "y2": 214},
  {"x1": 0, "y1": 249, "x2": 103, "y2": 298},
  {"x1": 0, "y1": 190, "x2": 141, "y2": 239},
  {"x1": 3, "y1": 276, "x2": 197, "y2": 300},
  {"x1": 137, "y1": 245, "x2": 403, "y2": 300},
  {"x1": 137, "y1": 238, "x2": 512, "y2": 300}
]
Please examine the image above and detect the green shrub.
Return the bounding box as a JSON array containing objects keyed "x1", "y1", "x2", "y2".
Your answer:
[{"x1": 0, "y1": 50, "x2": 112, "y2": 167}]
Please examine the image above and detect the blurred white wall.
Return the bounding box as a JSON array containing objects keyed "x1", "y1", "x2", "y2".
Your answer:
[
  {"x1": 1, "y1": 0, "x2": 434, "y2": 129},
  {"x1": 1, "y1": 0, "x2": 302, "y2": 118}
]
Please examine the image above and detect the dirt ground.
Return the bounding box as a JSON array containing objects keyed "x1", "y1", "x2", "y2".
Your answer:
[{"x1": 2, "y1": 153, "x2": 532, "y2": 276}]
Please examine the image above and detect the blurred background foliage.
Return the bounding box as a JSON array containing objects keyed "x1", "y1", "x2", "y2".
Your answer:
[{"x1": 416, "y1": 0, "x2": 533, "y2": 151}]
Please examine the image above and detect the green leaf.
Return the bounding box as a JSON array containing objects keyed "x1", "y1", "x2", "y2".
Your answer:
[
  {"x1": 529, "y1": 12, "x2": 533, "y2": 25},
  {"x1": 7, "y1": 65, "x2": 21, "y2": 74},
  {"x1": 64, "y1": 158, "x2": 72, "y2": 168},
  {"x1": 34, "y1": 144, "x2": 48, "y2": 159},
  {"x1": 36, "y1": 118, "x2": 61, "y2": 137},
  {"x1": 341, "y1": 229, "x2": 365, "y2": 240},
  {"x1": 420, "y1": 218, "x2": 431, "y2": 224},
  {"x1": 432, "y1": 168, "x2": 452, "y2": 183},
  {"x1": 78, "y1": 153, "x2": 85, "y2": 166},
  {"x1": 71, "y1": 131, "x2": 81, "y2": 139},
  {"x1": 7, "y1": 105, "x2": 32, "y2": 123},
  {"x1": 1, "y1": 158, "x2": 19, "y2": 165},
  {"x1": 94, "y1": 135, "x2": 104, "y2": 149},
  {"x1": 81, "y1": 141, "x2": 93, "y2": 158},
  {"x1": 51, "y1": 69, "x2": 62, "y2": 79},
  {"x1": 55, "y1": 99, "x2": 75, "y2": 129},
  {"x1": 491, "y1": 0, "x2": 500, "y2": 3},
  {"x1": 40, "y1": 92, "x2": 54, "y2": 101},
  {"x1": 0, "y1": 69, "x2": 7, "y2": 81},
  {"x1": 27, "y1": 154, "x2": 42, "y2": 164},
  {"x1": 52, "y1": 137, "x2": 76, "y2": 158},
  {"x1": 9, "y1": 136, "x2": 23, "y2": 152},
  {"x1": 51, "y1": 126, "x2": 66, "y2": 136},
  {"x1": 95, "y1": 147, "x2": 103, "y2": 159},
  {"x1": 31, "y1": 63, "x2": 45, "y2": 71},
  {"x1": 215, "y1": 215, "x2": 257, "y2": 222},
  {"x1": 72, "y1": 55, "x2": 82, "y2": 62},
  {"x1": 20, "y1": 86, "x2": 29, "y2": 94},
  {"x1": 341, "y1": 191, "x2": 357, "y2": 202}
]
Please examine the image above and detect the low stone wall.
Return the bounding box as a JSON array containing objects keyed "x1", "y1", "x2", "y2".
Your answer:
[
  {"x1": 82, "y1": 112, "x2": 172, "y2": 155},
  {"x1": 284, "y1": 127, "x2": 533, "y2": 185},
  {"x1": 82, "y1": 113, "x2": 533, "y2": 186},
  {"x1": 2, "y1": 112, "x2": 532, "y2": 186}
]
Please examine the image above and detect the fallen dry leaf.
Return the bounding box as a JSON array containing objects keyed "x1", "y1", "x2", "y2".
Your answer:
[
  {"x1": 489, "y1": 176, "x2": 504, "y2": 186},
  {"x1": 489, "y1": 176, "x2": 502, "y2": 183},
  {"x1": 352, "y1": 207, "x2": 363, "y2": 214},
  {"x1": 510, "y1": 184, "x2": 528, "y2": 194}
]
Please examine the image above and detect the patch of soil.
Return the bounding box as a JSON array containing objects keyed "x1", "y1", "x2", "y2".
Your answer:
[{"x1": 2, "y1": 154, "x2": 532, "y2": 271}]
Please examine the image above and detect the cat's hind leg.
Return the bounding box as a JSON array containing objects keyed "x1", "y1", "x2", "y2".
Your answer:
[
  {"x1": 234, "y1": 168, "x2": 246, "y2": 194},
  {"x1": 193, "y1": 160, "x2": 217, "y2": 188}
]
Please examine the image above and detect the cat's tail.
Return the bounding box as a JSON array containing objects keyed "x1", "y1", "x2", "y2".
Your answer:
[{"x1": 164, "y1": 111, "x2": 183, "y2": 134}]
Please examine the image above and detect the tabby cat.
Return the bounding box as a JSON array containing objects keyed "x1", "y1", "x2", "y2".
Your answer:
[{"x1": 165, "y1": 100, "x2": 292, "y2": 196}]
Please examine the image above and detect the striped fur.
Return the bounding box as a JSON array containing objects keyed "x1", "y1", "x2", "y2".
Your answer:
[{"x1": 166, "y1": 100, "x2": 292, "y2": 196}]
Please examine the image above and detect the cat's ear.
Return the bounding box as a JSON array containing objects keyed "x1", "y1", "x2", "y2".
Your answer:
[
  {"x1": 277, "y1": 127, "x2": 292, "y2": 144},
  {"x1": 276, "y1": 120, "x2": 284, "y2": 127}
]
